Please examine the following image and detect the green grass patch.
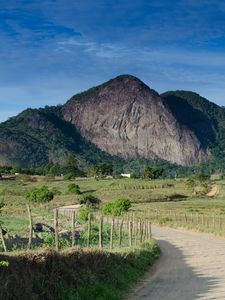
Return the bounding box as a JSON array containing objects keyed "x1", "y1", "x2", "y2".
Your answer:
[{"x1": 0, "y1": 240, "x2": 159, "y2": 300}]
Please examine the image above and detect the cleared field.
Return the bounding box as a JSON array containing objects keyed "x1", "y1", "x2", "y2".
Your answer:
[{"x1": 0, "y1": 177, "x2": 225, "y2": 239}]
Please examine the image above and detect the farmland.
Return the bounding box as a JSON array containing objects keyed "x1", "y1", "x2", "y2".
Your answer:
[
  {"x1": 1, "y1": 175, "x2": 225, "y2": 299},
  {"x1": 0, "y1": 176, "x2": 225, "y2": 240}
]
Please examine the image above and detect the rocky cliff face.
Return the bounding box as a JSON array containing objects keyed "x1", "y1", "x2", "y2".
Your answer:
[{"x1": 62, "y1": 75, "x2": 209, "y2": 166}]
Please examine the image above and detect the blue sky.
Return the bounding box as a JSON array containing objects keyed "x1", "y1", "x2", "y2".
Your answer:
[{"x1": 1, "y1": 0, "x2": 225, "y2": 122}]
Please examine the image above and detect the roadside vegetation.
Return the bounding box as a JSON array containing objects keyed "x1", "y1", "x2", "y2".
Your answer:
[{"x1": 0, "y1": 241, "x2": 159, "y2": 300}]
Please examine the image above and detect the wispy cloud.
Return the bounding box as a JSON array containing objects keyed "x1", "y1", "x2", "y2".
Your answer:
[
  {"x1": 57, "y1": 37, "x2": 225, "y2": 68},
  {"x1": 1, "y1": 0, "x2": 225, "y2": 122}
]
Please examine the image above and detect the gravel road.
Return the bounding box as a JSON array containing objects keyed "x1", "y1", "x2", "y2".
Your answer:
[{"x1": 129, "y1": 226, "x2": 225, "y2": 300}]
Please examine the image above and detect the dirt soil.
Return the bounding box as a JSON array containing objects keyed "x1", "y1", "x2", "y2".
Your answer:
[{"x1": 128, "y1": 226, "x2": 225, "y2": 300}]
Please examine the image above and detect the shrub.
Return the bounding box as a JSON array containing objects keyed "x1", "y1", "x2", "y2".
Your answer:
[
  {"x1": 64, "y1": 173, "x2": 76, "y2": 180},
  {"x1": 81, "y1": 223, "x2": 111, "y2": 245},
  {"x1": 26, "y1": 186, "x2": 54, "y2": 204},
  {"x1": 77, "y1": 208, "x2": 91, "y2": 223},
  {"x1": 195, "y1": 173, "x2": 210, "y2": 182},
  {"x1": 43, "y1": 233, "x2": 71, "y2": 249},
  {"x1": 67, "y1": 183, "x2": 81, "y2": 195},
  {"x1": 79, "y1": 194, "x2": 100, "y2": 208},
  {"x1": 102, "y1": 198, "x2": 131, "y2": 216},
  {"x1": 0, "y1": 260, "x2": 9, "y2": 267}
]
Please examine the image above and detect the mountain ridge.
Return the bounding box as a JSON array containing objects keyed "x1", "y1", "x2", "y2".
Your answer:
[{"x1": 0, "y1": 74, "x2": 225, "y2": 169}]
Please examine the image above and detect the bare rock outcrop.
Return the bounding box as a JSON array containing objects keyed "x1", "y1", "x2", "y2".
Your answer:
[{"x1": 63, "y1": 75, "x2": 208, "y2": 166}]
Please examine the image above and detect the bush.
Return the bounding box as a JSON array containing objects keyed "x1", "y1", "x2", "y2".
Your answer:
[
  {"x1": 67, "y1": 183, "x2": 81, "y2": 195},
  {"x1": 26, "y1": 186, "x2": 54, "y2": 204},
  {"x1": 77, "y1": 208, "x2": 91, "y2": 223},
  {"x1": 0, "y1": 260, "x2": 9, "y2": 267},
  {"x1": 79, "y1": 194, "x2": 100, "y2": 208},
  {"x1": 195, "y1": 173, "x2": 210, "y2": 182},
  {"x1": 81, "y1": 223, "x2": 111, "y2": 245},
  {"x1": 64, "y1": 173, "x2": 76, "y2": 180},
  {"x1": 102, "y1": 198, "x2": 131, "y2": 216},
  {"x1": 43, "y1": 233, "x2": 71, "y2": 249}
]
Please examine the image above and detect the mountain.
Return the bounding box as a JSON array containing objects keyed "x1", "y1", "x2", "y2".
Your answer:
[
  {"x1": 0, "y1": 75, "x2": 224, "y2": 168},
  {"x1": 161, "y1": 91, "x2": 225, "y2": 162},
  {"x1": 62, "y1": 75, "x2": 208, "y2": 166},
  {"x1": 0, "y1": 106, "x2": 123, "y2": 168}
]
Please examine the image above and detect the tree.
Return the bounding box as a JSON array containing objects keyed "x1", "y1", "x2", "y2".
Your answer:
[
  {"x1": 143, "y1": 166, "x2": 164, "y2": 179},
  {"x1": 79, "y1": 194, "x2": 101, "y2": 208},
  {"x1": 93, "y1": 163, "x2": 113, "y2": 177},
  {"x1": 67, "y1": 183, "x2": 81, "y2": 195},
  {"x1": 195, "y1": 173, "x2": 210, "y2": 182},
  {"x1": 65, "y1": 154, "x2": 79, "y2": 174},
  {"x1": 26, "y1": 186, "x2": 54, "y2": 204},
  {"x1": 102, "y1": 198, "x2": 131, "y2": 216},
  {"x1": 48, "y1": 163, "x2": 62, "y2": 176}
]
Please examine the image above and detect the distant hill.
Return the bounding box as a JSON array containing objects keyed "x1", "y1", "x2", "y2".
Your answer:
[
  {"x1": 161, "y1": 91, "x2": 225, "y2": 168},
  {"x1": 0, "y1": 75, "x2": 225, "y2": 169}
]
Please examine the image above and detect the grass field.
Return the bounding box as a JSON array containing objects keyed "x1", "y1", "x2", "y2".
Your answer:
[{"x1": 0, "y1": 176, "x2": 225, "y2": 241}]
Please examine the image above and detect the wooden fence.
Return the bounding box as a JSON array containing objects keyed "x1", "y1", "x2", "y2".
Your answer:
[
  {"x1": 131, "y1": 209, "x2": 225, "y2": 235},
  {"x1": 0, "y1": 206, "x2": 152, "y2": 253}
]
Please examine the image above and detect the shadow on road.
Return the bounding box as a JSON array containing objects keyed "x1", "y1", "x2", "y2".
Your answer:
[{"x1": 129, "y1": 239, "x2": 219, "y2": 300}]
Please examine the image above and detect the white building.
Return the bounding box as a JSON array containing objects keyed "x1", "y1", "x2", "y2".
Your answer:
[{"x1": 121, "y1": 173, "x2": 131, "y2": 178}]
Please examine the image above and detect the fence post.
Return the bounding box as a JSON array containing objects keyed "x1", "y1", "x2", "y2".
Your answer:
[
  {"x1": 99, "y1": 216, "x2": 103, "y2": 249},
  {"x1": 0, "y1": 227, "x2": 7, "y2": 253},
  {"x1": 144, "y1": 221, "x2": 147, "y2": 240},
  {"x1": 54, "y1": 209, "x2": 59, "y2": 251},
  {"x1": 118, "y1": 219, "x2": 123, "y2": 247},
  {"x1": 140, "y1": 221, "x2": 143, "y2": 243},
  {"x1": 87, "y1": 213, "x2": 91, "y2": 247},
  {"x1": 110, "y1": 218, "x2": 114, "y2": 249},
  {"x1": 71, "y1": 211, "x2": 75, "y2": 247},
  {"x1": 129, "y1": 220, "x2": 133, "y2": 247},
  {"x1": 134, "y1": 219, "x2": 138, "y2": 245},
  {"x1": 149, "y1": 221, "x2": 152, "y2": 239},
  {"x1": 26, "y1": 204, "x2": 33, "y2": 250}
]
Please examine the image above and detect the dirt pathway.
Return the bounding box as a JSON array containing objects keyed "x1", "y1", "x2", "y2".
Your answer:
[{"x1": 129, "y1": 226, "x2": 225, "y2": 300}]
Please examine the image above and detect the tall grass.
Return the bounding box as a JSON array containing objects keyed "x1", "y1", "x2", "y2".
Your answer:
[{"x1": 0, "y1": 241, "x2": 159, "y2": 300}]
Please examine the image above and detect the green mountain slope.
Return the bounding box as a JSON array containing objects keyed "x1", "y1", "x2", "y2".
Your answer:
[
  {"x1": 0, "y1": 106, "x2": 123, "y2": 168},
  {"x1": 0, "y1": 76, "x2": 225, "y2": 170},
  {"x1": 161, "y1": 91, "x2": 225, "y2": 169}
]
